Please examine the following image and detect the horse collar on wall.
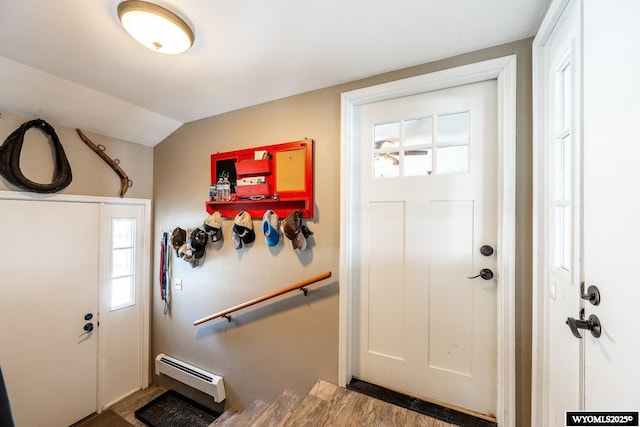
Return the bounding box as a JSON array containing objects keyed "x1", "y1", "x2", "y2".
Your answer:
[{"x1": 0, "y1": 119, "x2": 72, "y2": 193}]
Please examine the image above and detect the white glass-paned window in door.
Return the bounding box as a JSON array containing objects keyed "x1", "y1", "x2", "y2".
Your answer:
[
  {"x1": 373, "y1": 121, "x2": 401, "y2": 178},
  {"x1": 404, "y1": 117, "x2": 433, "y2": 177},
  {"x1": 373, "y1": 111, "x2": 469, "y2": 178},
  {"x1": 111, "y1": 218, "x2": 136, "y2": 310},
  {"x1": 551, "y1": 61, "x2": 573, "y2": 272}
]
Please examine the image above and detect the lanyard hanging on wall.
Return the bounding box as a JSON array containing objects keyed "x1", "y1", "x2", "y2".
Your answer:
[{"x1": 159, "y1": 231, "x2": 170, "y2": 315}]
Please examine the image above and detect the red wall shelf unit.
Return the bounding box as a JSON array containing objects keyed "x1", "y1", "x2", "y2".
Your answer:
[{"x1": 206, "y1": 139, "x2": 314, "y2": 219}]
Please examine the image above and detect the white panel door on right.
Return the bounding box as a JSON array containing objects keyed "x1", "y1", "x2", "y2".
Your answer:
[
  {"x1": 354, "y1": 80, "x2": 498, "y2": 416},
  {"x1": 535, "y1": 2, "x2": 640, "y2": 424},
  {"x1": 582, "y1": 0, "x2": 640, "y2": 412}
]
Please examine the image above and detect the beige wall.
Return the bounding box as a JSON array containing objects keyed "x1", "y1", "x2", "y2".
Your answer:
[
  {"x1": 0, "y1": 111, "x2": 153, "y2": 199},
  {"x1": 154, "y1": 39, "x2": 533, "y2": 424}
]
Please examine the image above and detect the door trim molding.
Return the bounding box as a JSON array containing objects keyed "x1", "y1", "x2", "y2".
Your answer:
[
  {"x1": 338, "y1": 55, "x2": 517, "y2": 426},
  {"x1": 0, "y1": 190, "x2": 152, "y2": 412}
]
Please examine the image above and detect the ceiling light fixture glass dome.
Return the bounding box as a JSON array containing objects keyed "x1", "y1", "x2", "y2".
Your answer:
[{"x1": 117, "y1": 1, "x2": 194, "y2": 54}]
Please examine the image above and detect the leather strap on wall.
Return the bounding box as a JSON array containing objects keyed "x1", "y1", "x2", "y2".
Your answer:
[{"x1": 0, "y1": 119, "x2": 72, "y2": 193}]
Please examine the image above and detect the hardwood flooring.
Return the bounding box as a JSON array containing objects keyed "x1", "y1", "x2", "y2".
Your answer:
[
  {"x1": 210, "y1": 380, "x2": 459, "y2": 427},
  {"x1": 99, "y1": 380, "x2": 465, "y2": 426}
]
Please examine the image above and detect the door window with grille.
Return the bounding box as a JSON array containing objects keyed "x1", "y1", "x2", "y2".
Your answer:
[
  {"x1": 373, "y1": 111, "x2": 470, "y2": 178},
  {"x1": 110, "y1": 218, "x2": 136, "y2": 310}
]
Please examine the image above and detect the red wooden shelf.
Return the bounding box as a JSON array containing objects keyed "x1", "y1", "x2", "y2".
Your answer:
[{"x1": 207, "y1": 139, "x2": 314, "y2": 219}]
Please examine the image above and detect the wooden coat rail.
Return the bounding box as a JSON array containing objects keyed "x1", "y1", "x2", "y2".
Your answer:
[{"x1": 193, "y1": 271, "x2": 332, "y2": 326}]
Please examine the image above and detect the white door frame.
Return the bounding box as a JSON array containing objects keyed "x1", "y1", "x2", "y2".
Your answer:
[
  {"x1": 0, "y1": 190, "x2": 151, "y2": 412},
  {"x1": 338, "y1": 55, "x2": 517, "y2": 426}
]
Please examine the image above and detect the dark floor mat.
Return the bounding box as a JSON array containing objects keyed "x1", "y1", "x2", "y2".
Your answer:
[
  {"x1": 134, "y1": 390, "x2": 219, "y2": 427},
  {"x1": 347, "y1": 378, "x2": 497, "y2": 427}
]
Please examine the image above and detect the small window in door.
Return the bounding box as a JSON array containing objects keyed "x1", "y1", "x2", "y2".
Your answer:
[
  {"x1": 111, "y1": 218, "x2": 136, "y2": 310},
  {"x1": 373, "y1": 111, "x2": 469, "y2": 178},
  {"x1": 551, "y1": 61, "x2": 573, "y2": 273}
]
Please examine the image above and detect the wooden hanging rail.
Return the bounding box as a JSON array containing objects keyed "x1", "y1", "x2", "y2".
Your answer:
[{"x1": 193, "y1": 271, "x2": 332, "y2": 326}]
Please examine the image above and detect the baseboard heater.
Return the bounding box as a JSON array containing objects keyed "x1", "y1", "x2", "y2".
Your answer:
[{"x1": 155, "y1": 353, "x2": 226, "y2": 402}]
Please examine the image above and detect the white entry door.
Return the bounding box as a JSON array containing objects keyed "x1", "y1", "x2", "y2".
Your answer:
[
  {"x1": 0, "y1": 198, "x2": 100, "y2": 426},
  {"x1": 582, "y1": 1, "x2": 640, "y2": 411},
  {"x1": 353, "y1": 80, "x2": 498, "y2": 416},
  {"x1": 534, "y1": 1, "x2": 640, "y2": 424},
  {"x1": 0, "y1": 194, "x2": 150, "y2": 426}
]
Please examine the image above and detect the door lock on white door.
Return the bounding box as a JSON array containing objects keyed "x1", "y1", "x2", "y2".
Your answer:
[
  {"x1": 566, "y1": 313, "x2": 602, "y2": 339},
  {"x1": 479, "y1": 245, "x2": 494, "y2": 256},
  {"x1": 467, "y1": 268, "x2": 494, "y2": 280},
  {"x1": 79, "y1": 322, "x2": 94, "y2": 337}
]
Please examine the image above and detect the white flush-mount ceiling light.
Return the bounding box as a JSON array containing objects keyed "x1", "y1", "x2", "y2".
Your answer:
[{"x1": 117, "y1": 1, "x2": 194, "y2": 54}]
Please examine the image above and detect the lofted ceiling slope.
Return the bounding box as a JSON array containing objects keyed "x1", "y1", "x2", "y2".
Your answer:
[{"x1": 0, "y1": 0, "x2": 550, "y2": 146}]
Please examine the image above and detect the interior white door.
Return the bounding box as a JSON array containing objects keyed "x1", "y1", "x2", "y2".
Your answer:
[
  {"x1": 536, "y1": 2, "x2": 583, "y2": 424},
  {"x1": 353, "y1": 80, "x2": 498, "y2": 416},
  {"x1": 0, "y1": 198, "x2": 99, "y2": 426},
  {"x1": 98, "y1": 203, "x2": 147, "y2": 409},
  {"x1": 535, "y1": 1, "x2": 640, "y2": 424},
  {"x1": 582, "y1": 0, "x2": 640, "y2": 411}
]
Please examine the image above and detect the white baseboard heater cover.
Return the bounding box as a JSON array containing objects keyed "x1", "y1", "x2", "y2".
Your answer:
[{"x1": 155, "y1": 353, "x2": 226, "y2": 402}]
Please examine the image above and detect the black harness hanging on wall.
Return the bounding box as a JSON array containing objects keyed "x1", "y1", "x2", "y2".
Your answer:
[{"x1": 0, "y1": 119, "x2": 72, "y2": 193}]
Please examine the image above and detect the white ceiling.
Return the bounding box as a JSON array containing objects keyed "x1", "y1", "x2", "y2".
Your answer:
[{"x1": 0, "y1": 0, "x2": 550, "y2": 146}]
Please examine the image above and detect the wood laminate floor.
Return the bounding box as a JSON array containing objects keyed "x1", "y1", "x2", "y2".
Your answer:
[{"x1": 99, "y1": 381, "x2": 468, "y2": 427}]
